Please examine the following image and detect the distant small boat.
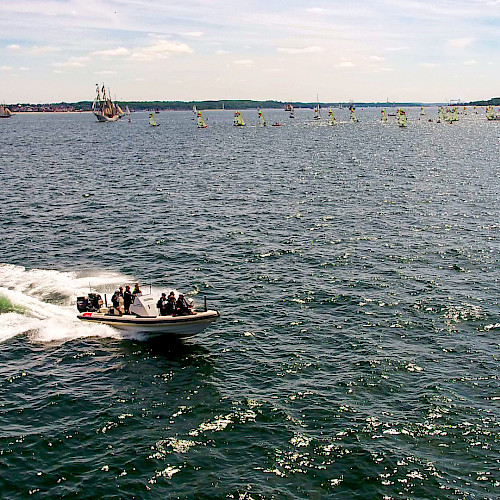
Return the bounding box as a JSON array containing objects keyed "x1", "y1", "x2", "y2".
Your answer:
[
  {"x1": 284, "y1": 103, "x2": 293, "y2": 112},
  {"x1": 233, "y1": 110, "x2": 245, "y2": 127},
  {"x1": 258, "y1": 108, "x2": 266, "y2": 127},
  {"x1": 197, "y1": 111, "x2": 208, "y2": 128},
  {"x1": 92, "y1": 84, "x2": 123, "y2": 122},
  {"x1": 155, "y1": 107, "x2": 160, "y2": 114},
  {"x1": 350, "y1": 108, "x2": 358, "y2": 122},
  {"x1": 125, "y1": 105, "x2": 131, "y2": 122},
  {"x1": 149, "y1": 113, "x2": 159, "y2": 127},
  {"x1": 420, "y1": 106, "x2": 426, "y2": 116},
  {"x1": 486, "y1": 106, "x2": 500, "y2": 121},
  {"x1": 272, "y1": 122, "x2": 282, "y2": 127},
  {"x1": 328, "y1": 108, "x2": 336, "y2": 126},
  {"x1": 0, "y1": 103, "x2": 13, "y2": 118},
  {"x1": 397, "y1": 108, "x2": 407, "y2": 127},
  {"x1": 381, "y1": 109, "x2": 387, "y2": 123}
]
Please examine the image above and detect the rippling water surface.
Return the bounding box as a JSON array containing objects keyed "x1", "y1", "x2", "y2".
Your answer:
[{"x1": 0, "y1": 108, "x2": 499, "y2": 498}]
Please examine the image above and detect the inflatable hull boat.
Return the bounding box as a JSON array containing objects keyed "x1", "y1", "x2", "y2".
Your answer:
[{"x1": 76, "y1": 292, "x2": 220, "y2": 337}]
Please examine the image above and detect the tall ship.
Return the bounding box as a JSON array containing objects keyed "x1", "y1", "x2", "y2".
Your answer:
[
  {"x1": 0, "y1": 104, "x2": 13, "y2": 118},
  {"x1": 92, "y1": 84, "x2": 124, "y2": 122}
]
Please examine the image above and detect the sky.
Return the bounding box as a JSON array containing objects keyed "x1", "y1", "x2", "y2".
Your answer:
[{"x1": 0, "y1": 0, "x2": 499, "y2": 103}]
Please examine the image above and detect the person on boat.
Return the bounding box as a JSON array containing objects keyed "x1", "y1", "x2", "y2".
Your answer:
[
  {"x1": 123, "y1": 285, "x2": 133, "y2": 314},
  {"x1": 167, "y1": 291, "x2": 177, "y2": 315},
  {"x1": 157, "y1": 293, "x2": 169, "y2": 316},
  {"x1": 176, "y1": 293, "x2": 192, "y2": 316},
  {"x1": 111, "y1": 290, "x2": 120, "y2": 311},
  {"x1": 119, "y1": 286, "x2": 124, "y2": 297},
  {"x1": 132, "y1": 283, "x2": 142, "y2": 295},
  {"x1": 117, "y1": 294, "x2": 125, "y2": 316}
]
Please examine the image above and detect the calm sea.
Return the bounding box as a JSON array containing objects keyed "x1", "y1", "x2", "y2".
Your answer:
[{"x1": 0, "y1": 108, "x2": 498, "y2": 499}]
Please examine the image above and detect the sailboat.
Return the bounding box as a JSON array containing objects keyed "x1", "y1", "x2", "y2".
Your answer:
[
  {"x1": 197, "y1": 111, "x2": 208, "y2": 128},
  {"x1": 233, "y1": 110, "x2": 245, "y2": 127},
  {"x1": 0, "y1": 103, "x2": 13, "y2": 118},
  {"x1": 486, "y1": 106, "x2": 500, "y2": 120},
  {"x1": 420, "y1": 107, "x2": 426, "y2": 116},
  {"x1": 149, "y1": 113, "x2": 159, "y2": 127},
  {"x1": 349, "y1": 108, "x2": 358, "y2": 122},
  {"x1": 381, "y1": 109, "x2": 387, "y2": 123},
  {"x1": 437, "y1": 106, "x2": 445, "y2": 123},
  {"x1": 92, "y1": 84, "x2": 122, "y2": 122},
  {"x1": 290, "y1": 106, "x2": 295, "y2": 119},
  {"x1": 258, "y1": 108, "x2": 266, "y2": 127},
  {"x1": 397, "y1": 108, "x2": 407, "y2": 127},
  {"x1": 125, "y1": 105, "x2": 131, "y2": 122},
  {"x1": 328, "y1": 108, "x2": 336, "y2": 126}
]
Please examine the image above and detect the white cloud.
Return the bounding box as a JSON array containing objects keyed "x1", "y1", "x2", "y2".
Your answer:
[
  {"x1": 94, "y1": 70, "x2": 117, "y2": 75},
  {"x1": 463, "y1": 59, "x2": 477, "y2": 65},
  {"x1": 19, "y1": 67, "x2": 29, "y2": 71},
  {"x1": 215, "y1": 50, "x2": 229, "y2": 55},
  {"x1": 337, "y1": 61, "x2": 355, "y2": 68},
  {"x1": 53, "y1": 56, "x2": 90, "y2": 68},
  {"x1": 306, "y1": 7, "x2": 325, "y2": 13},
  {"x1": 420, "y1": 62, "x2": 437, "y2": 68},
  {"x1": 182, "y1": 31, "x2": 204, "y2": 37},
  {"x1": 27, "y1": 45, "x2": 60, "y2": 55},
  {"x1": 448, "y1": 37, "x2": 474, "y2": 48},
  {"x1": 234, "y1": 59, "x2": 254, "y2": 65},
  {"x1": 369, "y1": 55, "x2": 385, "y2": 61},
  {"x1": 130, "y1": 39, "x2": 193, "y2": 61},
  {"x1": 91, "y1": 47, "x2": 130, "y2": 58},
  {"x1": 386, "y1": 46, "x2": 409, "y2": 52},
  {"x1": 7, "y1": 44, "x2": 20, "y2": 50},
  {"x1": 277, "y1": 46, "x2": 324, "y2": 54},
  {"x1": 0, "y1": 65, "x2": 12, "y2": 71}
]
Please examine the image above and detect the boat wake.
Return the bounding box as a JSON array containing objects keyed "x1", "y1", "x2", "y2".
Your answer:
[{"x1": 0, "y1": 264, "x2": 147, "y2": 344}]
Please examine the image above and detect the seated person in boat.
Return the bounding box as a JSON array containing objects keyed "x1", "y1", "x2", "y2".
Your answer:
[
  {"x1": 157, "y1": 293, "x2": 169, "y2": 316},
  {"x1": 132, "y1": 283, "x2": 142, "y2": 295},
  {"x1": 176, "y1": 293, "x2": 193, "y2": 316},
  {"x1": 111, "y1": 290, "x2": 120, "y2": 311}
]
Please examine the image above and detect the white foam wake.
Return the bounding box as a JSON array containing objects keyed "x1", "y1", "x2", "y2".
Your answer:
[{"x1": 0, "y1": 263, "x2": 143, "y2": 344}]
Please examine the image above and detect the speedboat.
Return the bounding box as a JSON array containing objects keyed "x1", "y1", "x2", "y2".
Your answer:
[{"x1": 76, "y1": 292, "x2": 220, "y2": 337}]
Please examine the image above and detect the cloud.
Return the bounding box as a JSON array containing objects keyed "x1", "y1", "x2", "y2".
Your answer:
[
  {"x1": 336, "y1": 61, "x2": 355, "y2": 68},
  {"x1": 215, "y1": 50, "x2": 229, "y2": 55},
  {"x1": 27, "y1": 45, "x2": 60, "y2": 56},
  {"x1": 94, "y1": 70, "x2": 117, "y2": 75},
  {"x1": 463, "y1": 59, "x2": 477, "y2": 65},
  {"x1": 277, "y1": 46, "x2": 324, "y2": 54},
  {"x1": 306, "y1": 7, "x2": 326, "y2": 13},
  {"x1": 386, "y1": 46, "x2": 409, "y2": 52},
  {"x1": 448, "y1": 37, "x2": 474, "y2": 48},
  {"x1": 91, "y1": 47, "x2": 130, "y2": 58},
  {"x1": 53, "y1": 56, "x2": 90, "y2": 68},
  {"x1": 0, "y1": 65, "x2": 12, "y2": 71},
  {"x1": 7, "y1": 44, "x2": 20, "y2": 50},
  {"x1": 233, "y1": 59, "x2": 254, "y2": 65},
  {"x1": 130, "y1": 39, "x2": 193, "y2": 61},
  {"x1": 369, "y1": 55, "x2": 385, "y2": 61},
  {"x1": 19, "y1": 67, "x2": 29, "y2": 71},
  {"x1": 182, "y1": 31, "x2": 204, "y2": 37},
  {"x1": 420, "y1": 62, "x2": 437, "y2": 68}
]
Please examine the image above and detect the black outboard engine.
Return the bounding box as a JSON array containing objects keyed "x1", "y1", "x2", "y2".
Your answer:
[
  {"x1": 77, "y1": 296, "x2": 89, "y2": 312},
  {"x1": 77, "y1": 293, "x2": 102, "y2": 312}
]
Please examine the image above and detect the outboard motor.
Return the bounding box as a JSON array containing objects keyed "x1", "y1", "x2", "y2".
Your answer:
[
  {"x1": 77, "y1": 296, "x2": 88, "y2": 312},
  {"x1": 76, "y1": 293, "x2": 102, "y2": 312}
]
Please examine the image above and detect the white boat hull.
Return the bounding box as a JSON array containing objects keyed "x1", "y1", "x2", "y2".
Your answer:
[{"x1": 77, "y1": 310, "x2": 220, "y2": 337}]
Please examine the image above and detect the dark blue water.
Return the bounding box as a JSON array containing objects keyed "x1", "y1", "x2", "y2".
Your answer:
[{"x1": 0, "y1": 108, "x2": 499, "y2": 498}]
